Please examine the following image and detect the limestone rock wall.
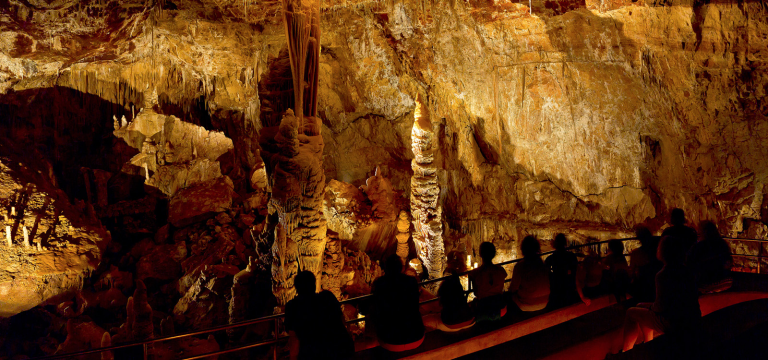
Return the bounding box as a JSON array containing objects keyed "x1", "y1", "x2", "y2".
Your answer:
[
  {"x1": 0, "y1": 0, "x2": 767, "y2": 317},
  {"x1": 0, "y1": 139, "x2": 109, "y2": 318}
]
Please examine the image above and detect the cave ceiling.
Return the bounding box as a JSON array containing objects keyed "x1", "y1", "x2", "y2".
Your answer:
[{"x1": 1, "y1": 0, "x2": 767, "y2": 252}]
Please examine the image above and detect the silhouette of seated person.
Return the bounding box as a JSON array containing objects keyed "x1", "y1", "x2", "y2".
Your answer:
[
  {"x1": 436, "y1": 259, "x2": 474, "y2": 332},
  {"x1": 661, "y1": 208, "x2": 697, "y2": 252},
  {"x1": 629, "y1": 227, "x2": 663, "y2": 303},
  {"x1": 371, "y1": 255, "x2": 425, "y2": 352},
  {"x1": 687, "y1": 221, "x2": 733, "y2": 294},
  {"x1": 603, "y1": 239, "x2": 630, "y2": 303},
  {"x1": 618, "y1": 235, "x2": 701, "y2": 353},
  {"x1": 285, "y1": 271, "x2": 354, "y2": 360},
  {"x1": 576, "y1": 240, "x2": 604, "y2": 304},
  {"x1": 545, "y1": 233, "x2": 579, "y2": 308},
  {"x1": 469, "y1": 242, "x2": 509, "y2": 320},
  {"x1": 509, "y1": 236, "x2": 550, "y2": 312}
]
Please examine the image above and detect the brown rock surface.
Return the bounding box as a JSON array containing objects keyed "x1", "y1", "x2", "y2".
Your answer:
[
  {"x1": 0, "y1": 140, "x2": 109, "y2": 318},
  {"x1": 0, "y1": 2, "x2": 767, "y2": 353},
  {"x1": 168, "y1": 176, "x2": 237, "y2": 228}
]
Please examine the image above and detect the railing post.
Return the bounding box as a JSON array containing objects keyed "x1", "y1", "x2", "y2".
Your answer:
[
  {"x1": 143, "y1": 343, "x2": 148, "y2": 360},
  {"x1": 274, "y1": 318, "x2": 278, "y2": 360}
]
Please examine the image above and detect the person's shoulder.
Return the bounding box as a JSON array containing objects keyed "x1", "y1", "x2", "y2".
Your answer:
[
  {"x1": 318, "y1": 290, "x2": 338, "y2": 301},
  {"x1": 285, "y1": 296, "x2": 300, "y2": 312},
  {"x1": 403, "y1": 273, "x2": 419, "y2": 285},
  {"x1": 373, "y1": 275, "x2": 386, "y2": 286}
]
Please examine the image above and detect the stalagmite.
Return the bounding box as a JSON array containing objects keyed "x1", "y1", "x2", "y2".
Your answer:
[
  {"x1": 410, "y1": 96, "x2": 445, "y2": 288},
  {"x1": 100, "y1": 332, "x2": 113, "y2": 360},
  {"x1": 271, "y1": 223, "x2": 298, "y2": 306},
  {"x1": 129, "y1": 280, "x2": 154, "y2": 340},
  {"x1": 10, "y1": 206, "x2": 15, "y2": 217},
  {"x1": 36, "y1": 240, "x2": 42, "y2": 252},
  {"x1": 396, "y1": 211, "x2": 411, "y2": 263},
  {"x1": 143, "y1": 163, "x2": 149, "y2": 182},
  {"x1": 22, "y1": 226, "x2": 29, "y2": 248},
  {"x1": 268, "y1": 0, "x2": 327, "y2": 303},
  {"x1": 121, "y1": 116, "x2": 127, "y2": 128},
  {"x1": 113, "y1": 115, "x2": 119, "y2": 130},
  {"x1": 5, "y1": 226, "x2": 11, "y2": 247},
  {"x1": 228, "y1": 257, "x2": 254, "y2": 341}
]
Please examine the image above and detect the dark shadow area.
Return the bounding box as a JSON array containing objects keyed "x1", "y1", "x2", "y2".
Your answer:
[{"x1": 0, "y1": 85, "x2": 142, "y2": 202}]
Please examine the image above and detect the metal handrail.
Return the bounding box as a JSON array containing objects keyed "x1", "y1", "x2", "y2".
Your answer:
[{"x1": 33, "y1": 235, "x2": 766, "y2": 360}]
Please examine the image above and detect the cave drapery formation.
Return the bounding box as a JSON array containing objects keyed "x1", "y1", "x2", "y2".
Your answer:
[{"x1": 0, "y1": 0, "x2": 767, "y2": 357}]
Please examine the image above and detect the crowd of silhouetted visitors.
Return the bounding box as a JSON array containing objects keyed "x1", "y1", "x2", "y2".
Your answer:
[{"x1": 285, "y1": 208, "x2": 735, "y2": 358}]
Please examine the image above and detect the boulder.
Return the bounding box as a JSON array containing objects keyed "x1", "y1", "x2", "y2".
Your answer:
[
  {"x1": 135, "y1": 244, "x2": 183, "y2": 281},
  {"x1": 173, "y1": 271, "x2": 230, "y2": 331},
  {"x1": 168, "y1": 177, "x2": 237, "y2": 227},
  {"x1": 55, "y1": 320, "x2": 108, "y2": 360}
]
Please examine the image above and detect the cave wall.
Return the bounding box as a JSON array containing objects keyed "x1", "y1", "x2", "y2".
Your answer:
[{"x1": 1, "y1": 0, "x2": 767, "y2": 260}]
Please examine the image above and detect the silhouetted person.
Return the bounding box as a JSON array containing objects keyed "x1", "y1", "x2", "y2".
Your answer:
[
  {"x1": 509, "y1": 236, "x2": 550, "y2": 312},
  {"x1": 285, "y1": 271, "x2": 354, "y2": 360},
  {"x1": 545, "y1": 233, "x2": 579, "y2": 308},
  {"x1": 437, "y1": 262, "x2": 474, "y2": 332},
  {"x1": 687, "y1": 221, "x2": 733, "y2": 293},
  {"x1": 469, "y1": 242, "x2": 509, "y2": 320},
  {"x1": 371, "y1": 255, "x2": 425, "y2": 351},
  {"x1": 619, "y1": 235, "x2": 701, "y2": 353},
  {"x1": 603, "y1": 239, "x2": 630, "y2": 302},
  {"x1": 661, "y1": 208, "x2": 697, "y2": 251},
  {"x1": 629, "y1": 227, "x2": 663, "y2": 302},
  {"x1": 576, "y1": 240, "x2": 604, "y2": 304}
]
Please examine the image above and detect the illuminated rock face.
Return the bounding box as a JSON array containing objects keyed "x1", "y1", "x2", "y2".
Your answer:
[
  {"x1": 0, "y1": 0, "x2": 767, "y2": 333},
  {"x1": 411, "y1": 98, "x2": 446, "y2": 283},
  {"x1": 0, "y1": 140, "x2": 108, "y2": 318}
]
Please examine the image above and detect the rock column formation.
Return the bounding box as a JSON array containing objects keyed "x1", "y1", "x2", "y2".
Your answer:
[
  {"x1": 269, "y1": 0, "x2": 327, "y2": 304},
  {"x1": 410, "y1": 97, "x2": 445, "y2": 285},
  {"x1": 228, "y1": 257, "x2": 254, "y2": 342},
  {"x1": 269, "y1": 109, "x2": 326, "y2": 305},
  {"x1": 395, "y1": 211, "x2": 410, "y2": 263}
]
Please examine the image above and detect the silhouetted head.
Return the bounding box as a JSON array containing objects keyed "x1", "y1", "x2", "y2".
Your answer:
[
  {"x1": 670, "y1": 208, "x2": 686, "y2": 226},
  {"x1": 553, "y1": 233, "x2": 568, "y2": 250},
  {"x1": 294, "y1": 271, "x2": 316, "y2": 296},
  {"x1": 635, "y1": 226, "x2": 653, "y2": 247},
  {"x1": 521, "y1": 235, "x2": 541, "y2": 259},
  {"x1": 384, "y1": 254, "x2": 403, "y2": 275},
  {"x1": 479, "y1": 242, "x2": 497, "y2": 264},
  {"x1": 608, "y1": 239, "x2": 624, "y2": 256},
  {"x1": 699, "y1": 220, "x2": 722, "y2": 243},
  {"x1": 657, "y1": 236, "x2": 686, "y2": 265}
]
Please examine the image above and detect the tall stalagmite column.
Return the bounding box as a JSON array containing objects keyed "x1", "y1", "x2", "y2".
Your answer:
[
  {"x1": 410, "y1": 96, "x2": 445, "y2": 286},
  {"x1": 270, "y1": 0, "x2": 326, "y2": 305},
  {"x1": 395, "y1": 211, "x2": 410, "y2": 264}
]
